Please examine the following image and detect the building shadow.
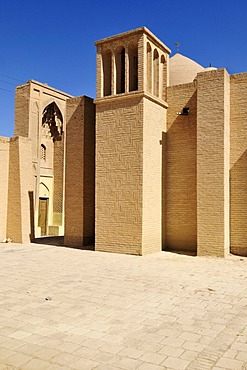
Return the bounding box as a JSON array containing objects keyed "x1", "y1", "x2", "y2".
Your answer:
[
  {"x1": 162, "y1": 91, "x2": 197, "y2": 255},
  {"x1": 34, "y1": 236, "x2": 64, "y2": 246},
  {"x1": 33, "y1": 236, "x2": 95, "y2": 250},
  {"x1": 230, "y1": 149, "x2": 247, "y2": 257},
  {"x1": 28, "y1": 191, "x2": 35, "y2": 242},
  {"x1": 165, "y1": 248, "x2": 197, "y2": 257}
]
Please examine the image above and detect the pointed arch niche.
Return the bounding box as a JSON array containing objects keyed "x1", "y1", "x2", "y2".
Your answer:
[
  {"x1": 42, "y1": 102, "x2": 63, "y2": 142},
  {"x1": 39, "y1": 182, "x2": 50, "y2": 198}
]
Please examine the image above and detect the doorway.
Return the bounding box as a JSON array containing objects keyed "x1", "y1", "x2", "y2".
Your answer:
[{"x1": 38, "y1": 198, "x2": 48, "y2": 236}]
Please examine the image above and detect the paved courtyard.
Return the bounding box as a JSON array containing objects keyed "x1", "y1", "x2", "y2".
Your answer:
[{"x1": 0, "y1": 243, "x2": 247, "y2": 370}]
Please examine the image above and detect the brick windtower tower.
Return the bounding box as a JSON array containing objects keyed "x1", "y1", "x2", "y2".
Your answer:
[{"x1": 95, "y1": 27, "x2": 170, "y2": 255}]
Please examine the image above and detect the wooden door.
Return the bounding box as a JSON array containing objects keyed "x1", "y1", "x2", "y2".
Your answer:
[{"x1": 38, "y1": 198, "x2": 48, "y2": 236}]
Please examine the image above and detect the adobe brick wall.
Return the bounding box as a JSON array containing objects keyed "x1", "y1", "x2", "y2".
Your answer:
[
  {"x1": 14, "y1": 84, "x2": 30, "y2": 137},
  {"x1": 0, "y1": 137, "x2": 10, "y2": 241},
  {"x1": 197, "y1": 69, "x2": 230, "y2": 257},
  {"x1": 95, "y1": 96, "x2": 143, "y2": 255},
  {"x1": 53, "y1": 137, "x2": 64, "y2": 226},
  {"x1": 64, "y1": 96, "x2": 95, "y2": 247},
  {"x1": 7, "y1": 136, "x2": 34, "y2": 243},
  {"x1": 142, "y1": 97, "x2": 166, "y2": 254},
  {"x1": 230, "y1": 73, "x2": 247, "y2": 257},
  {"x1": 166, "y1": 83, "x2": 197, "y2": 252}
]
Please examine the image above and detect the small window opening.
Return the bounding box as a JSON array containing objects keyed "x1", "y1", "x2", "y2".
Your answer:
[
  {"x1": 177, "y1": 107, "x2": 190, "y2": 116},
  {"x1": 147, "y1": 43, "x2": 152, "y2": 93},
  {"x1": 129, "y1": 45, "x2": 138, "y2": 91},
  {"x1": 153, "y1": 49, "x2": 159, "y2": 97},
  {"x1": 102, "y1": 50, "x2": 112, "y2": 96},
  {"x1": 181, "y1": 107, "x2": 190, "y2": 115},
  {"x1": 116, "y1": 47, "x2": 125, "y2": 94},
  {"x1": 41, "y1": 144, "x2": 46, "y2": 161},
  {"x1": 160, "y1": 55, "x2": 166, "y2": 100}
]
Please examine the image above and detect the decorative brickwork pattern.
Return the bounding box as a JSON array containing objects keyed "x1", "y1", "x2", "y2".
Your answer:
[{"x1": 95, "y1": 96, "x2": 143, "y2": 254}]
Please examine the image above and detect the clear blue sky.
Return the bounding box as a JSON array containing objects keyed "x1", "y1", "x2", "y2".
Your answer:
[{"x1": 1, "y1": 0, "x2": 247, "y2": 137}]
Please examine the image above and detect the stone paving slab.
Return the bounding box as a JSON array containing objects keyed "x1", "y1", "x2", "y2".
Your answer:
[{"x1": 0, "y1": 243, "x2": 247, "y2": 369}]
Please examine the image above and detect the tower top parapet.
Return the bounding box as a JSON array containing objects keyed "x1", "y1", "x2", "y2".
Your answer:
[
  {"x1": 95, "y1": 27, "x2": 171, "y2": 55},
  {"x1": 95, "y1": 27, "x2": 170, "y2": 100}
]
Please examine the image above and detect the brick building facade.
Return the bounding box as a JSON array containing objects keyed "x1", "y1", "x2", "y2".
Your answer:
[{"x1": 1, "y1": 27, "x2": 246, "y2": 257}]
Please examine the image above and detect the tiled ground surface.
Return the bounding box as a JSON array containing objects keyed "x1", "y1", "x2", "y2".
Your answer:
[{"x1": 0, "y1": 243, "x2": 247, "y2": 370}]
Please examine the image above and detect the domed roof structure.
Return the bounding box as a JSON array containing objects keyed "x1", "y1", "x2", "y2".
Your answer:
[{"x1": 169, "y1": 53, "x2": 205, "y2": 86}]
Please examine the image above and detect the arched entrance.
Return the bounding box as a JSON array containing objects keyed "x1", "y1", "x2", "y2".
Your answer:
[{"x1": 38, "y1": 182, "x2": 50, "y2": 236}]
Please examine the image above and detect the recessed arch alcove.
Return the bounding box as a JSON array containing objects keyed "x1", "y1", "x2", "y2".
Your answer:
[{"x1": 42, "y1": 102, "x2": 63, "y2": 142}]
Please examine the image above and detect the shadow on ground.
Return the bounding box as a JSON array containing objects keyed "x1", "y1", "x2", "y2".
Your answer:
[
  {"x1": 165, "y1": 248, "x2": 197, "y2": 257},
  {"x1": 33, "y1": 236, "x2": 95, "y2": 251}
]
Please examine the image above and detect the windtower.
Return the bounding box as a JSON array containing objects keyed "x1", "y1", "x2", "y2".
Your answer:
[{"x1": 95, "y1": 27, "x2": 170, "y2": 254}]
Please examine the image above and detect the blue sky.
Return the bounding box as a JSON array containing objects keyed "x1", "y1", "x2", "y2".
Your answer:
[{"x1": 1, "y1": 0, "x2": 247, "y2": 137}]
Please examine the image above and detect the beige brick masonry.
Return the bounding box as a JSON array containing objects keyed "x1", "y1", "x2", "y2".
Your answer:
[
  {"x1": 230, "y1": 73, "x2": 247, "y2": 257},
  {"x1": 0, "y1": 137, "x2": 10, "y2": 240},
  {"x1": 7, "y1": 136, "x2": 34, "y2": 243},
  {"x1": 64, "y1": 96, "x2": 95, "y2": 247},
  {"x1": 197, "y1": 69, "x2": 230, "y2": 257}
]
